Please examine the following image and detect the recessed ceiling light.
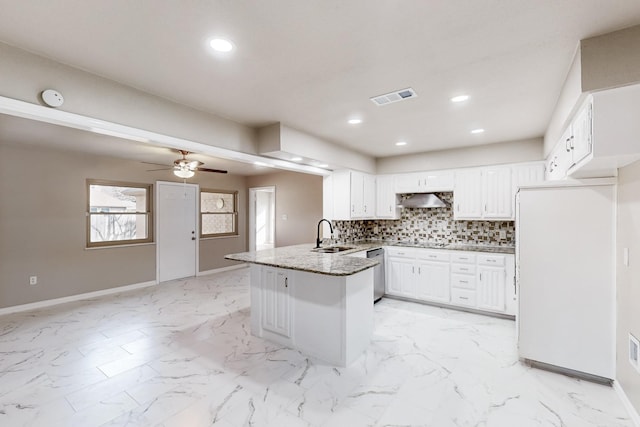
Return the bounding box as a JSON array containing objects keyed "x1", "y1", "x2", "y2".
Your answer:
[
  {"x1": 317, "y1": 164, "x2": 329, "y2": 168},
  {"x1": 291, "y1": 157, "x2": 303, "y2": 162},
  {"x1": 471, "y1": 128, "x2": 485, "y2": 134},
  {"x1": 209, "y1": 38, "x2": 234, "y2": 52},
  {"x1": 451, "y1": 95, "x2": 469, "y2": 103},
  {"x1": 395, "y1": 141, "x2": 407, "y2": 146},
  {"x1": 254, "y1": 161, "x2": 269, "y2": 167},
  {"x1": 348, "y1": 118, "x2": 362, "y2": 125}
]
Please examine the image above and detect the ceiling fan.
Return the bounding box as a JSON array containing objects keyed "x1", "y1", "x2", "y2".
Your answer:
[{"x1": 144, "y1": 150, "x2": 227, "y2": 178}]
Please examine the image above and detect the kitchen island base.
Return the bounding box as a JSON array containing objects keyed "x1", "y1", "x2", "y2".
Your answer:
[{"x1": 249, "y1": 264, "x2": 373, "y2": 367}]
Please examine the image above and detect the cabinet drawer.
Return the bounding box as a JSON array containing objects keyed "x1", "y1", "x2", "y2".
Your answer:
[
  {"x1": 451, "y1": 263, "x2": 476, "y2": 275},
  {"x1": 416, "y1": 251, "x2": 450, "y2": 262},
  {"x1": 451, "y1": 274, "x2": 476, "y2": 290},
  {"x1": 385, "y1": 247, "x2": 415, "y2": 258},
  {"x1": 451, "y1": 288, "x2": 476, "y2": 307},
  {"x1": 451, "y1": 253, "x2": 476, "y2": 264},
  {"x1": 478, "y1": 254, "x2": 505, "y2": 266}
]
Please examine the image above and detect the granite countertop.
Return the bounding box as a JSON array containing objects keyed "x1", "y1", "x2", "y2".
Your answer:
[
  {"x1": 224, "y1": 244, "x2": 379, "y2": 276},
  {"x1": 224, "y1": 241, "x2": 514, "y2": 276}
]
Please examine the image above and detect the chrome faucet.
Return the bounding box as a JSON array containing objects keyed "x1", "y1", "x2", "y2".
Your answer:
[{"x1": 316, "y1": 218, "x2": 334, "y2": 248}]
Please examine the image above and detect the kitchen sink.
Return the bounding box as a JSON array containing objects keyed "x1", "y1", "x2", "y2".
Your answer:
[{"x1": 312, "y1": 246, "x2": 355, "y2": 253}]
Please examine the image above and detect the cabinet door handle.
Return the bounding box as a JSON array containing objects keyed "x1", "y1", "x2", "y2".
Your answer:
[
  {"x1": 418, "y1": 267, "x2": 421, "y2": 274},
  {"x1": 460, "y1": 296, "x2": 469, "y2": 300},
  {"x1": 480, "y1": 273, "x2": 482, "y2": 281},
  {"x1": 412, "y1": 266, "x2": 415, "y2": 274},
  {"x1": 460, "y1": 280, "x2": 468, "y2": 284},
  {"x1": 460, "y1": 268, "x2": 468, "y2": 271},
  {"x1": 570, "y1": 135, "x2": 575, "y2": 150},
  {"x1": 285, "y1": 277, "x2": 288, "y2": 288}
]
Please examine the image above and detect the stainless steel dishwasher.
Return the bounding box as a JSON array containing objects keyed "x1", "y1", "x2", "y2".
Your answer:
[{"x1": 367, "y1": 248, "x2": 385, "y2": 303}]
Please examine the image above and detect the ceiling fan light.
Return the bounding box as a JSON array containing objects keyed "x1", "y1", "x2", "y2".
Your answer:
[{"x1": 174, "y1": 169, "x2": 195, "y2": 178}]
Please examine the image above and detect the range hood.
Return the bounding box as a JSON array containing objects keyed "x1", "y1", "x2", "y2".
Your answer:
[{"x1": 397, "y1": 193, "x2": 447, "y2": 209}]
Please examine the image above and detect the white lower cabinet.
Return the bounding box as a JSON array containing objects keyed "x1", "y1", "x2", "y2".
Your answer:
[
  {"x1": 385, "y1": 247, "x2": 515, "y2": 316},
  {"x1": 477, "y1": 266, "x2": 506, "y2": 312},
  {"x1": 415, "y1": 251, "x2": 450, "y2": 303},
  {"x1": 387, "y1": 256, "x2": 415, "y2": 298},
  {"x1": 261, "y1": 267, "x2": 291, "y2": 337}
]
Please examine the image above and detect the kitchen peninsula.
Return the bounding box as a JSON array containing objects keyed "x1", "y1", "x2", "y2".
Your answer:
[{"x1": 225, "y1": 244, "x2": 378, "y2": 366}]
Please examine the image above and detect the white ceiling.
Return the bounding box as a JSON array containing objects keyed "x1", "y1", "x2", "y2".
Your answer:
[{"x1": 0, "y1": 1, "x2": 640, "y2": 160}]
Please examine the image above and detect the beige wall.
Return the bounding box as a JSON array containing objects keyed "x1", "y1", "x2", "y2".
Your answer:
[
  {"x1": 246, "y1": 171, "x2": 323, "y2": 247},
  {"x1": 0, "y1": 42, "x2": 256, "y2": 154},
  {"x1": 616, "y1": 159, "x2": 640, "y2": 413},
  {"x1": 376, "y1": 138, "x2": 543, "y2": 174},
  {"x1": 0, "y1": 143, "x2": 247, "y2": 309},
  {"x1": 582, "y1": 24, "x2": 640, "y2": 93}
]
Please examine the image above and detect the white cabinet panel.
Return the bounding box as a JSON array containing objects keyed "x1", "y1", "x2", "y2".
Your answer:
[
  {"x1": 477, "y1": 266, "x2": 506, "y2": 312},
  {"x1": 570, "y1": 100, "x2": 593, "y2": 169},
  {"x1": 395, "y1": 171, "x2": 454, "y2": 193},
  {"x1": 451, "y1": 288, "x2": 477, "y2": 307},
  {"x1": 416, "y1": 260, "x2": 450, "y2": 303},
  {"x1": 386, "y1": 257, "x2": 414, "y2": 298},
  {"x1": 483, "y1": 167, "x2": 512, "y2": 219},
  {"x1": 262, "y1": 268, "x2": 291, "y2": 337},
  {"x1": 454, "y1": 169, "x2": 483, "y2": 219},
  {"x1": 376, "y1": 175, "x2": 399, "y2": 219},
  {"x1": 363, "y1": 173, "x2": 376, "y2": 218}
]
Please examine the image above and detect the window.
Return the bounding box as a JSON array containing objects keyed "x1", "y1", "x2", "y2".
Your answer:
[
  {"x1": 200, "y1": 189, "x2": 238, "y2": 237},
  {"x1": 87, "y1": 180, "x2": 153, "y2": 247}
]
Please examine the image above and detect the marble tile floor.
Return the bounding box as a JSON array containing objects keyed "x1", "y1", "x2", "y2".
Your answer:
[{"x1": 0, "y1": 267, "x2": 632, "y2": 427}]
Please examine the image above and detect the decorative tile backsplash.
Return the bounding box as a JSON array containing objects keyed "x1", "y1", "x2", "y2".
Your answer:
[{"x1": 332, "y1": 192, "x2": 515, "y2": 246}]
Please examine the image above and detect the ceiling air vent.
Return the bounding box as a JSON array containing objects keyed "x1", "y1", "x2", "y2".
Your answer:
[{"x1": 370, "y1": 88, "x2": 418, "y2": 106}]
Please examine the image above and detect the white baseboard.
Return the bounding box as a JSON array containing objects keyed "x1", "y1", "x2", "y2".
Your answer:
[
  {"x1": 197, "y1": 263, "x2": 247, "y2": 276},
  {"x1": 614, "y1": 380, "x2": 640, "y2": 426},
  {"x1": 0, "y1": 280, "x2": 157, "y2": 316}
]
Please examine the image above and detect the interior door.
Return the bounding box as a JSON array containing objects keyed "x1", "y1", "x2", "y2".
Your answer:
[{"x1": 157, "y1": 181, "x2": 198, "y2": 282}]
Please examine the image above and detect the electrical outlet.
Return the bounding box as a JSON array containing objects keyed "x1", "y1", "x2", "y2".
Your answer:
[{"x1": 29, "y1": 276, "x2": 37, "y2": 286}]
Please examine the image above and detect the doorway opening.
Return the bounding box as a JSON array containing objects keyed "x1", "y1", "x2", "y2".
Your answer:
[{"x1": 249, "y1": 186, "x2": 275, "y2": 251}]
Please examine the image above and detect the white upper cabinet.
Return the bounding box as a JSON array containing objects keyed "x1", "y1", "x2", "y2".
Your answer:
[
  {"x1": 325, "y1": 170, "x2": 375, "y2": 220},
  {"x1": 455, "y1": 167, "x2": 518, "y2": 220},
  {"x1": 546, "y1": 97, "x2": 595, "y2": 180},
  {"x1": 395, "y1": 171, "x2": 454, "y2": 194},
  {"x1": 569, "y1": 100, "x2": 593, "y2": 170},
  {"x1": 454, "y1": 169, "x2": 483, "y2": 219},
  {"x1": 376, "y1": 175, "x2": 400, "y2": 219},
  {"x1": 483, "y1": 167, "x2": 512, "y2": 219}
]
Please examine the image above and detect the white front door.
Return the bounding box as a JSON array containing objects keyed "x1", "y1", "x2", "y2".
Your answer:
[{"x1": 157, "y1": 181, "x2": 198, "y2": 282}]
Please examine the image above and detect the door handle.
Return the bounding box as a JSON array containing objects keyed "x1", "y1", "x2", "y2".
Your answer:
[{"x1": 191, "y1": 237, "x2": 196, "y2": 240}]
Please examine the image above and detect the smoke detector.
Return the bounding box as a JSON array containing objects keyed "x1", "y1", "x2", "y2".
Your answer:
[{"x1": 370, "y1": 88, "x2": 417, "y2": 106}]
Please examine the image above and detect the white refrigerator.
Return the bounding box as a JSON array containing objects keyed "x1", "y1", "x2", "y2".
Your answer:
[{"x1": 516, "y1": 179, "x2": 616, "y2": 380}]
